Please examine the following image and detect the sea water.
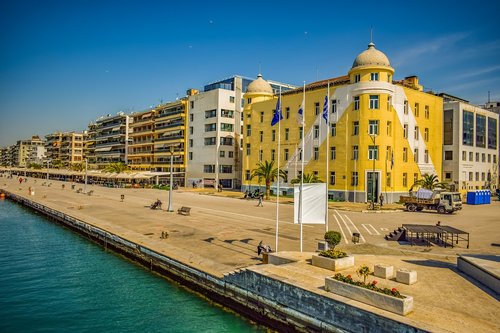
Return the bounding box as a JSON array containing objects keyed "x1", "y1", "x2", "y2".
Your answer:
[{"x1": 0, "y1": 199, "x2": 263, "y2": 332}]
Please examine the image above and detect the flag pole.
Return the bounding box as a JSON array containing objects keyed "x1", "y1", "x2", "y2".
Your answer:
[
  {"x1": 325, "y1": 82, "x2": 330, "y2": 232},
  {"x1": 275, "y1": 87, "x2": 282, "y2": 253},
  {"x1": 300, "y1": 81, "x2": 305, "y2": 252}
]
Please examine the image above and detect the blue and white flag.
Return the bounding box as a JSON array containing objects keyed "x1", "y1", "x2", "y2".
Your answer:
[
  {"x1": 321, "y1": 94, "x2": 329, "y2": 124},
  {"x1": 271, "y1": 95, "x2": 283, "y2": 126},
  {"x1": 296, "y1": 98, "x2": 304, "y2": 125}
]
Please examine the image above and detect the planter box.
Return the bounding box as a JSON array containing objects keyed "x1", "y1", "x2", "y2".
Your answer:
[
  {"x1": 312, "y1": 254, "x2": 354, "y2": 271},
  {"x1": 325, "y1": 277, "x2": 413, "y2": 316}
]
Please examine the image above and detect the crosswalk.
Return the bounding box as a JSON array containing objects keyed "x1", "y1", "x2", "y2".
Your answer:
[{"x1": 332, "y1": 210, "x2": 381, "y2": 244}]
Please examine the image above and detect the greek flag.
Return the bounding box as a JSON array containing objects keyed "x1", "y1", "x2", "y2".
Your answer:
[
  {"x1": 296, "y1": 99, "x2": 304, "y2": 125},
  {"x1": 322, "y1": 94, "x2": 329, "y2": 124},
  {"x1": 271, "y1": 95, "x2": 283, "y2": 126}
]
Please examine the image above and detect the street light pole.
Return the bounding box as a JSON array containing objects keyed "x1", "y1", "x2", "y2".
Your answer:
[
  {"x1": 370, "y1": 134, "x2": 377, "y2": 210},
  {"x1": 167, "y1": 146, "x2": 174, "y2": 212},
  {"x1": 46, "y1": 160, "x2": 49, "y2": 181},
  {"x1": 84, "y1": 158, "x2": 88, "y2": 194}
]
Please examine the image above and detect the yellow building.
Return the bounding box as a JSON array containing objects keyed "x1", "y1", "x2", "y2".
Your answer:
[{"x1": 243, "y1": 42, "x2": 443, "y2": 203}]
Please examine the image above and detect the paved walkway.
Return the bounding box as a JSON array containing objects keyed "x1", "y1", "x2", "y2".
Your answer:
[{"x1": 1, "y1": 176, "x2": 499, "y2": 333}]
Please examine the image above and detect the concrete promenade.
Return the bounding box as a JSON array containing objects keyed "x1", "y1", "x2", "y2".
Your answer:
[{"x1": 1, "y1": 176, "x2": 499, "y2": 333}]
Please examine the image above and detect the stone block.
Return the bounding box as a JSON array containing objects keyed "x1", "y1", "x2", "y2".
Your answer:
[
  {"x1": 374, "y1": 264, "x2": 394, "y2": 279},
  {"x1": 312, "y1": 254, "x2": 354, "y2": 271},
  {"x1": 396, "y1": 268, "x2": 417, "y2": 285}
]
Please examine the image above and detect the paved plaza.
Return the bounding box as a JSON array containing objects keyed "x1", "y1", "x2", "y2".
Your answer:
[{"x1": 1, "y1": 176, "x2": 499, "y2": 333}]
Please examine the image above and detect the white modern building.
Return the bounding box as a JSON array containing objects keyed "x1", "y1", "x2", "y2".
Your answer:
[
  {"x1": 186, "y1": 75, "x2": 296, "y2": 189},
  {"x1": 441, "y1": 94, "x2": 499, "y2": 191}
]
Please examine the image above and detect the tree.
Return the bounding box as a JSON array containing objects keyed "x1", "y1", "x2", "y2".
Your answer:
[
  {"x1": 356, "y1": 265, "x2": 372, "y2": 284},
  {"x1": 410, "y1": 174, "x2": 449, "y2": 191},
  {"x1": 324, "y1": 231, "x2": 341, "y2": 250},
  {"x1": 28, "y1": 163, "x2": 43, "y2": 169},
  {"x1": 250, "y1": 160, "x2": 286, "y2": 200},
  {"x1": 290, "y1": 172, "x2": 323, "y2": 184},
  {"x1": 104, "y1": 162, "x2": 130, "y2": 173},
  {"x1": 51, "y1": 159, "x2": 63, "y2": 169},
  {"x1": 70, "y1": 162, "x2": 85, "y2": 172}
]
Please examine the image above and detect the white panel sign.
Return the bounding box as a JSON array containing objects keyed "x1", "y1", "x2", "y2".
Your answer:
[{"x1": 294, "y1": 183, "x2": 326, "y2": 224}]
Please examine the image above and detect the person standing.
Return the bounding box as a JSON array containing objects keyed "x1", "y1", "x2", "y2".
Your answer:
[
  {"x1": 379, "y1": 193, "x2": 384, "y2": 207},
  {"x1": 257, "y1": 194, "x2": 263, "y2": 207}
]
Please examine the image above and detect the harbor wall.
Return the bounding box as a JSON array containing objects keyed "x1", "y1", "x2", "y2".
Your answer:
[{"x1": 3, "y1": 190, "x2": 427, "y2": 333}]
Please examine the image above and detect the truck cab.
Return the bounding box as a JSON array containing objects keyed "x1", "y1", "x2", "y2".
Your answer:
[{"x1": 438, "y1": 192, "x2": 462, "y2": 213}]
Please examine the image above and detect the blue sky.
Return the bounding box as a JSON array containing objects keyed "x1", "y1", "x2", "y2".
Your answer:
[{"x1": 1, "y1": 0, "x2": 499, "y2": 146}]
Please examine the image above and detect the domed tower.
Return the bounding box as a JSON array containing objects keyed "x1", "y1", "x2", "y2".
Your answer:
[
  {"x1": 348, "y1": 42, "x2": 394, "y2": 84},
  {"x1": 244, "y1": 74, "x2": 274, "y2": 106}
]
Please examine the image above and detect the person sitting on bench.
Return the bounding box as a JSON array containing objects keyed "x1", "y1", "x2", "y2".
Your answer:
[
  {"x1": 150, "y1": 199, "x2": 162, "y2": 210},
  {"x1": 257, "y1": 240, "x2": 272, "y2": 255}
]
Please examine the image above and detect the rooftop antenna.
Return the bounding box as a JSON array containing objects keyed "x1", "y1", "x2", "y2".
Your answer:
[
  {"x1": 370, "y1": 26, "x2": 373, "y2": 44},
  {"x1": 488, "y1": 91, "x2": 490, "y2": 103},
  {"x1": 258, "y1": 62, "x2": 262, "y2": 76}
]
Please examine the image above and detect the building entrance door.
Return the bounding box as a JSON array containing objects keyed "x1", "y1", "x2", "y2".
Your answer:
[{"x1": 366, "y1": 171, "x2": 380, "y2": 203}]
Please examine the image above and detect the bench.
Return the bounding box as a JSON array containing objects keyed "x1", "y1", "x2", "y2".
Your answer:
[
  {"x1": 87, "y1": 190, "x2": 94, "y2": 196},
  {"x1": 177, "y1": 206, "x2": 191, "y2": 216}
]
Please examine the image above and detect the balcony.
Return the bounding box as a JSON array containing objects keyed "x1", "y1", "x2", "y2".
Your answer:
[
  {"x1": 155, "y1": 134, "x2": 184, "y2": 142},
  {"x1": 155, "y1": 109, "x2": 185, "y2": 119},
  {"x1": 155, "y1": 121, "x2": 184, "y2": 130}
]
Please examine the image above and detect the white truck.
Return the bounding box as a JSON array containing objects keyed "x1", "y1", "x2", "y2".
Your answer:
[{"x1": 399, "y1": 189, "x2": 462, "y2": 214}]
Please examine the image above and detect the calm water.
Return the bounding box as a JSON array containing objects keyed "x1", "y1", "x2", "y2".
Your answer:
[{"x1": 0, "y1": 199, "x2": 263, "y2": 333}]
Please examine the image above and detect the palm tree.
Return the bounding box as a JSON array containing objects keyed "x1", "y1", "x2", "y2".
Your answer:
[
  {"x1": 250, "y1": 160, "x2": 286, "y2": 200},
  {"x1": 290, "y1": 173, "x2": 323, "y2": 184},
  {"x1": 410, "y1": 174, "x2": 449, "y2": 191},
  {"x1": 104, "y1": 162, "x2": 130, "y2": 173},
  {"x1": 51, "y1": 159, "x2": 64, "y2": 169},
  {"x1": 70, "y1": 162, "x2": 85, "y2": 172}
]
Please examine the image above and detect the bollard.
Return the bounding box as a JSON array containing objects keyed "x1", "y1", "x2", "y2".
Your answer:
[{"x1": 121, "y1": 194, "x2": 125, "y2": 202}]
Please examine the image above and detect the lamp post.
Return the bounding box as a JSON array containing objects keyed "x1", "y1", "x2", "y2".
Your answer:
[
  {"x1": 167, "y1": 145, "x2": 174, "y2": 212},
  {"x1": 46, "y1": 160, "x2": 50, "y2": 181},
  {"x1": 369, "y1": 134, "x2": 378, "y2": 210},
  {"x1": 83, "y1": 158, "x2": 88, "y2": 194}
]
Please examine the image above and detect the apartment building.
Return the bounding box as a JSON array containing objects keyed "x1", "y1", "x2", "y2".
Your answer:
[{"x1": 94, "y1": 113, "x2": 131, "y2": 168}]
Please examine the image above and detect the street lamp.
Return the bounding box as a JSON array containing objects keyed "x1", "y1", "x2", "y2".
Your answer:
[
  {"x1": 167, "y1": 145, "x2": 174, "y2": 212},
  {"x1": 83, "y1": 158, "x2": 88, "y2": 194},
  {"x1": 46, "y1": 160, "x2": 50, "y2": 181},
  {"x1": 369, "y1": 134, "x2": 378, "y2": 210}
]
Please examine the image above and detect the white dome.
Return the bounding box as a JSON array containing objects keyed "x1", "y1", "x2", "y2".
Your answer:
[
  {"x1": 352, "y1": 42, "x2": 391, "y2": 69},
  {"x1": 246, "y1": 74, "x2": 273, "y2": 95}
]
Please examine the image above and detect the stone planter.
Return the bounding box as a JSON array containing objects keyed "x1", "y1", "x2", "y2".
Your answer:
[
  {"x1": 312, "y1": 254, "x2": 354, "y2": 271},
  {"x1": 325, "y1": 277, "x2": 414, "y2": 316}
]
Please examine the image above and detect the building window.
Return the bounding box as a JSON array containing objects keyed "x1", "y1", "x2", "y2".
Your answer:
[
  {"x1": 330, "y1": 171, "x2": 336, "y2": 185},
  {"x1": 285, "y1": 128, "x2": 289, "y2": 140},
  {"x1": 330, "y1": 146, "x2": 336, "y2": 160},
  {"x1": 315, "y1": 102, "x2": 320, "y2": 115},
  {"x1": 299, "y1": 127, "x2": 303, "y2": 139},
  {"x1": 488, "y1": 117, "x2": 497, "y2": 149},
  {"x1": 247, "y1": 98, "x2": 252, "y2": 104},
  {"x1": 259, "y1": 150, "x2": 263, "y2": 161},
  {"x1": 414, "y1": 103, "x2": 419, "y2": 117},
  {"x1": 414, "y1": 126, "x2": 419, "y2": 140},
  {"x1": 462, "y1": 151, "x2": 466, "y2": 161},
  {"x1": 414, "y1": 148, "x2": 419, "y2": 163},
  {"x1": 260, "y1": 112, "x2": 264, "y2": 123},
  {"x1": 246, "y1": 125, "x2": 252, "y2": 136},
  {"x1": 189, "y1": 126, "x2": 193, "y2": 135},
  {"x1": 331, "y1": 123, "x2": 336, "y2": 137},
  {"x1": 494, "y1": 155, "x2": 497, "y2": 163},
  {"x1": 189, "y1": 152, "x2": 193, "y2": 160},
  {"x1": 285, "y1": 107, "x2": 290, "y2": 119},
  {"x1": 424, "y1": 150, "x2": 429, "y2": 163},
  {"x1": 476, "y1": 152, "x2": 479, "y2": 162},
  {"x1": 331, "y1": 99, "x2": 337, "y2": 114},
  {"x1": 445, "y1": 172, "x2": 452, "y2": 180},
  {"x1": 403, "y1": 147, "x2": 408, "y2": 162},
  {"x1": 476, "y1": 114, "x2": 486, "y2": 148},
  {"x1": 387, "y1": 121, "x2": 392, "y2": 136},
  {"x1": 370, "y1": 73, "x2": 379, "y2": 81},
  {"x1": 469, "y1": 172, "x2": 473, "y2": 181},
  {"x1": 368, "y1": 145, "x2": 378, "y2": 160},
  {"x1": 352, "y1": 145, "x2": 358, "y2": 160},
  {"x1": 204, "y1": 137, "x2": 216, "y2": 146},
  {"x1": 475, "y1": 172, "x2": 479, "y2": 181},
  {"x1": 205, "y1": 109, "x2": 216, "y2": 118},
  {"x1": 229, "y1": 151, "x2": 233, "y2": 158},
  {"x1": 481, "y1": 172, "x2": 485, "y2": 181},
  {"x1": 220, "y1": 165, "x2": 232, "y2": 173},
  {"x1": 352, "y1": 172, "x2": 358, "y2": 186},
  {"x1": 482, "y1": 153, "x2": 486, "y2": 162},
  {"x1": 189, "y1": 113, "x2": 194, "y2": 122},
  {"x1": 284, "y1": 149, "x2": 289, "y2": 160},
  {"x1": 272, "y1": 130, "x2": 276, "y2": 141},
  {"x1": 220, "y1": 123, "x2": 233, "y2": 132},
  {"x1": 424, "y1": 128, "x2": 429, "y2": 142},
  {"x1": 354, "y1": 74, "x2": 360, "y2": 83},
  {"x1": 314, "y1": 147, "x2": 319, "y2": 160},
  {"x1": 220, "y1": 137, "x2": 233, "y2": 146},
  {"x1": 369, "y1": 120, "x2": 379, "y2": 135},
  {"x1": 463, "y1": 110, "x2": 474, "y2": 146},
  {"x1": 354, "y1": 96, "x2": 360, "y2": 111},
  {"x1": 403, "y1": 173, "x2": 408, "y2": 187},
  {"x1": 205, "y1": 123, "x2": 216, "y2": 132},
  {"x1": 204, "y1": 164, "x2": 215, "y2": 173},
  {"x1": 229, "y1": 96, "x2": 235, "y2": 103},
  {"x1": 221, "y1": 109, "x2": 234, "y2": 118},
  {"x1": 404, "y1": 100, "x2": 408, "y2": 114},
  {"x1": 353, "y1": 121, "x2": 359, "y2": 136},
  {"x1": 403, "y1": 124, "x2": 408, "y2": 139},
  {"x1": 246, "y1": 144, "x2": 251, "y2": 155},
  {"x1": 425, "y1": 105, "x2": 429, "y2": 119},
  {"x1": 220, "y1": 150, "x2": 225, "y2": 158},
  {"x1": 271, "y1": 149, "x2": 275, "y2": 161},
  {"x1": 386, "y1": 172, "x2": 391, "y2": 187},
  {"x1": 189, "y1": 139, "x2": 193, "y2": 148},
  {"x1": 369, "y1": 95, "x2": 379, "y2": 109},
  {"x1": 190, "y1": 101, "x2": 194, "y2": 109},
  {"x1": 387, "y1": 96, "x2": 392, "y2": 111},
  {"x1": 443, "y1": 109, "x2": 453, "y2": 145},
  {"x1": 488, "y1": 154, "x2": 491, "y2": 163},
  {"x1": 245, "y1": 170, "x2": 251, "y2": 180},
  {"x1": 314, "y1": 125, "x2": 319, "y2": 139},
  {"x1": 469, "y1": 152, "x2": 473, "y2": 161},
  {"x1": 259, "y1": 131, "x2": 263, "y2": 142}
]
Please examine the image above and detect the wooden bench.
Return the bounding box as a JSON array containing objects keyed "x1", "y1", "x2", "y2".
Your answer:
[{"x1": 177, "y1": 206, "x2": 191, "y2": 216}]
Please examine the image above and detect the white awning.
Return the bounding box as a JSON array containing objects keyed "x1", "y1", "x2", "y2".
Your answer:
[
  {"x1": 95, "y1": 147, "x2": 112, "y2": 152},
  {"x1": 141, "y1": 114, "x2": 152, "y2": 119},
  {"x1": 111, "y1": 126, "x2": 121, "y2": 131}
]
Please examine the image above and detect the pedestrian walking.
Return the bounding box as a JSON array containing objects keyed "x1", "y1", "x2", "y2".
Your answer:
[
  {"x1": 257, "y1": 194, "x2": 263, "y2": 207},
  {"x1": 379, "y1": 193, "x2": 384, "y2": 207}
]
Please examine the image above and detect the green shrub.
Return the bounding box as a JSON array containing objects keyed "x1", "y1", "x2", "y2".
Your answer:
[
  {"x1": 332, "y1": 273, "x2": 404, "y2": 298},
  {"x1": 324, "y1": 231, "x2": 341, "y2": 249},
  {"x1": 356, "y1": 264, "x2": 372, "y2": 284},
  {"x1": 319, "y1": 249, "x2": 347, "y2": 259}
]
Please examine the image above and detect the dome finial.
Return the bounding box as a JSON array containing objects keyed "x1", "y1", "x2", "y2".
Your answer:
[{"x1": 368, "y1": 26, "x2": 375, "y2": 48}]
